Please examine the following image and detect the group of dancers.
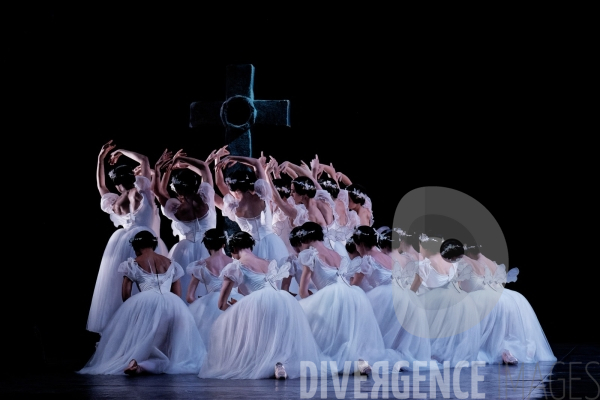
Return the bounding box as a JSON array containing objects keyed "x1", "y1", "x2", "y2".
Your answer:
[{"x1": 77, "y1": 140, "x2": 557, "y2": 379}]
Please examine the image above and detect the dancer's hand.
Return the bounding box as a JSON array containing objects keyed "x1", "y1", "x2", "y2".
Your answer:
[
  {"x1": 108, "y1": 150, "x2": 123, "y2": 165},
  {"x1": 216, "y1": 157, "x2": 236, "y2": 170},
  {"x1": 155, "y1": 148, "x2": 173, "y2": 171},
  {"x1": 258, "y1": 151, "x2": 267, "y2": 170},
  {"x1": 99, "y1": 140, "x2": 116, "y2": 159}
]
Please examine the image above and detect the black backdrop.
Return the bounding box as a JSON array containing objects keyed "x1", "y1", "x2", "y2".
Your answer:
[{"x1": 13, "y1": 6, "x2": 595, "y2": 370}]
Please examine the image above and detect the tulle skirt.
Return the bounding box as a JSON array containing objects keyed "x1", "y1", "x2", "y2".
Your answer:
[
  {"x1": 169, "y1": 239, "x2": 210, "y2": 302},
  {"x1": 364, "y1": 283, "x2": 432, "y2": 367},
  {"x1": 252, "y1": 232, "x2": 289, "y2": 265},
  {"x1": 418, "y1": 282, "x2": 482, "y2": 366},
  {"x1": 503, "y1": 288, "x2": 556, "y2": 362},
  {"x1": 198, "y1": 287, "x2": 328, "y2": 379},
  {"x1": 187, "y1": 288, "x2": 244, "y2": 347},
  {"x1": 78, "y1": 290, "x2": 206, "y2": 375},
  {"x1": 86, "y1": 225, "x2": 168, "y2": 334},
  {"x1": 299, "y1": 281, "x2": 400, "y2": 373}
]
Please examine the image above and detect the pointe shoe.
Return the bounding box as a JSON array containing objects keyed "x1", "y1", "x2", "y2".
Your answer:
[
  {"x1": 502, "y1": 350, "x2": 518, "y2": 365},
  {"x1": 274, "y1": 362, "x2": 287, "y2": 379},
  {"x1": 357, "y1": 359, "x2": 371, "y2": 375},
  {"x1": 124, "y1": 359, "x2": 142, "y2": 375}
]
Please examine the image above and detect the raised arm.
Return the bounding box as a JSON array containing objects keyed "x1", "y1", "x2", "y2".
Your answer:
[
  {"x1": 265, "y1": 159, "x2": 298, "y2": 221},
  {"x1": 221, "y1": 153, "x2": 267, "y2": 181},
  {"x1": 172, "y1": 154, "x2": 214, "y2": 188},
  {"x1": 109, "y1": 148, "x2": 151, "y2": 180},
  {"x1": 153, "y1": 148, "x2": 173, "y2": 206},
  {"x1": 285, "y1": 160, "x2": 312, "y2": 178},
  {"x1": 97, "y1": 140, "x2": 116, "y2": 196}
]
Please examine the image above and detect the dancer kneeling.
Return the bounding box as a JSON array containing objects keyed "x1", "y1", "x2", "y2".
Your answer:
[
  {"x1": 295, "y1": 222, "x2": 402, "y2": 374},
  {"x1": 198, "y1": 231, "x2": 328, "y2": 380},
  {"x1": 77, "y1": 230, "x2": 206, "y2": 375}
]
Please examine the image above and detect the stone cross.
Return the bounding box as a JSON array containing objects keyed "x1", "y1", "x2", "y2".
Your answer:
[
  {"x1": 189, "y1": 64, "x2": 290, "y2": 241},
  {"x1": 189, "y1": 64, "x2": 290, "y2": 157}
]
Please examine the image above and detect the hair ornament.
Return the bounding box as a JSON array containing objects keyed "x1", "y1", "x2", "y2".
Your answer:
[
  {"x1": 276, "y1": 186, "x2": 290, "y2": 194},
  {"x1": 393, "y1": 228, "x2": 411, "y2": 237},
  {"x1": 292, "y1": 228, "x2": 311, "y2": 238},
  {"x1": 441, "y1": 243, "x2": 462, "y2": 256},
  {"x1": 320, "y1": 180, "x2": 337, "y2": 189},
  {"x1": 294, "y1": 180, "x2": 316, "y2": 191},
  {"x1": 350, "y1": 188, "x2": 365, "y2": 199}
]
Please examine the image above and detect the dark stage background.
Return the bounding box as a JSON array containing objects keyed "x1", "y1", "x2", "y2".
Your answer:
[{"x1": 13, "y1": 6, "x2": 595, "y2": 371}]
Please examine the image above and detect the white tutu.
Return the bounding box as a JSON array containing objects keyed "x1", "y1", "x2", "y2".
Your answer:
[
  {"x1": 198, "y1": 260, "x2": 328, "y2": 379},
  {"x1": 87, "y1": 176, "x2": 168, "y2": 334},
  {"x1": 79, "y1": 260, "x2": 205, "y2": 375}
]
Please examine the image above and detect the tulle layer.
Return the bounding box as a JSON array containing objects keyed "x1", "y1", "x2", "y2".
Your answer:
[
  {"x1": 198, "y1": 287, "x2": 328, "y2": 379},
  {"x1": 79, "y1": 291, "x2": 206, "y2": 375},
  {"x1": 299, "y1": 282, "x2": 400, "y2": 373},
  {"x1": 86, "y1": 226, "x2": 168, "y2": 334},
  {"x1": 169, "y1": 239, "x2": 210, "y2": 300}
]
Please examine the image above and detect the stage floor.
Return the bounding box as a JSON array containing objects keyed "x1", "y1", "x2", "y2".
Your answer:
[{"x1": 2, "y1": 343, "x2": 598, "y2": 399}]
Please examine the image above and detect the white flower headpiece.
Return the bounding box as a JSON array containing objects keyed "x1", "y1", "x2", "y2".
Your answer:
[
  {"x1": 350, "y1": 188, "x2": 365, "y2": 199},
  {"x1": 441, "y1": 243, "x2": 462, "y2": 256},
  {"x1": 393, "y1": 228, "x2": 413, "y2": 237},
  {"x1": 276, "y1": 186, "x2": 290, "y2": 194},
  {"x1": 292, "y1": 228, "x2": 314, "y2": 238},
  {"x1": 294, "y1": 180, "x2": 316, "y2": 191},
  {"x1": 320, "y1": 180, "x2": 337, "y2": 189},
  {"x1": 225, "y1": 177, "x2": 237, "y2": 185}
]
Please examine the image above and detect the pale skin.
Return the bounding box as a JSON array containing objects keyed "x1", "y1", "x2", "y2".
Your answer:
[
  {"x1": 409, "y1": 244, "x2": 454, "y2": 292},
  {"x1": 273, "y1": 156, "x2": 335, "y2": 227},
  {"x1": 121, "y1": 242, "x2": 180, "y2": 375},
  {"x1": 213, "y1": 153, "x2": 267, "y2": 218},
  {"x1": 186, "y1": 245, "x2": 233, "y2": 304},
  {"x1": 154, "y1": 150, "x2": 214, "y2": 222},
  {"x1": 317, "y1": 160, "x2": 351, "y2": 227},
  {"x1": 217, "y1": 247, "x2": 270, "y2": 311},
  {"x1": 279, "y1": 243, "x2": 314, "y2": 296},
  {"x1": 351, "y1": 240, "x2": 394, "y2": 287},
  {"x1": 97, "y1": 140, "x2": 150, "y2": 216},
  {"x1": 464, "y1": 251, "x2": 506, "y2": 288},
  {"x1": 348, "y1": 197, "x2": 372, "y2": 227},
  {"x1": 298, "y1": 239, "x2": 341, "y2": 299},
  {"x1": 265, "y1": 159, "x2": 331, "y2": 229},
  {"x1": 121, "y1": 246, "x2": 181, "y2": 302}
]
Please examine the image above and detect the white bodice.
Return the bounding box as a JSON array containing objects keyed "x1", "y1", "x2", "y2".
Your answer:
[
  {"x1": 327, "y1": 190, "x2": 361, "y2": 241},
  {"x1": 220, "y1": 259, "x2": 287, "y2": 294},
  {"x1": 454, "y1": 260, "x2": 486, "y2": 292},
  {"x1": 163, "y1": 182, "x2": 217, "y2": 242},
  {"x1": 186, "y1": 260, "x2": 224, "y2": 293},
  {"x1": 416, "y1": 258, "x2": 458, "y2": 289},
  {"x1": 298, "y1": 246, "x2": 350, "y2": 290},
  {"x1": 360, "y1": 255, "x2": 393, "y2": 287},
  {"x1": 118, "y1": 258, "x2": 184, "y2": 294},
  {"x1": 101, "y1": 176, "x2": 158, "y2": 233},
  {"x1": 222, "y1": 179, "x2": 277, "y2": 241}
]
